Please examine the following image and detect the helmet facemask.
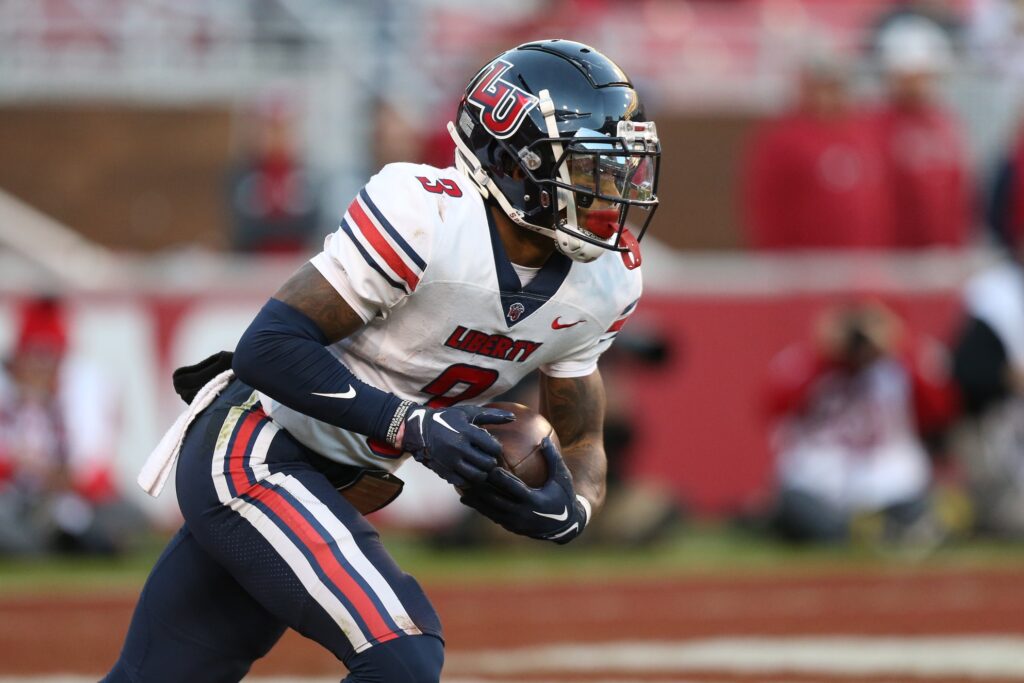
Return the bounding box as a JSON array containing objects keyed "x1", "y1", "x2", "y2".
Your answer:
[{"x1": 538, "y1": 126, "x2": 659, "y2": 264}]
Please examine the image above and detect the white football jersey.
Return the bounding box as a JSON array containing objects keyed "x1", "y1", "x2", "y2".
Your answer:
[{"x1": 259, "y1": 162, "x2": 641, "y2": 470}]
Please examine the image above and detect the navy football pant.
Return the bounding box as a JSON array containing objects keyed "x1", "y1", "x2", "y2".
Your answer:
[{"x1": 105, "y1": 380, "x2": 443, "y2": 682}]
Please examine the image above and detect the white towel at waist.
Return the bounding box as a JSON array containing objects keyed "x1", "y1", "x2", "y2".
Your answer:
[{"x1": 137, "y1": 369, "x2": 234, "y2": 497}]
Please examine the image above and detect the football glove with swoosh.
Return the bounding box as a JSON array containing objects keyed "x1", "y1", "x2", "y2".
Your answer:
[
  {"x1": 459, "y1": 437, "x2": 591, "y2": 544},
  {"x1": 399, "y1": 405, "x2": 515, "y2": 488}
]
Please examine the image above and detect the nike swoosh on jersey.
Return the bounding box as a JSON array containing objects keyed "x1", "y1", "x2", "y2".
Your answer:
[
  {"x1": 312, "y1": 386, "x2": 357, "y2": 400},
  {"x1": 551, "y1": 317, "x2": 585, "y2": 330},
  {"x1": 533, "y1": 506, "x2": 569, "y2": 521}
]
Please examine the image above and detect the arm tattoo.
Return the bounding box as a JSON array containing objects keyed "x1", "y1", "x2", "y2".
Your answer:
[
  {"x1": 273, "y1": 263, "x2": 365, "y2": 343},
  {"x1": 540, "y1": 371, "x2": 608, "y2": 510}
]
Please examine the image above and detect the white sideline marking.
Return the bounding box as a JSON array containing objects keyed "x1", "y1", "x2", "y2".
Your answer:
[
  {"x1": 445, "y1": 636, "x2": 1024, "y2": 677},
  {"x1": 6, "y1": 636, "x2": 1024, "y2": 682}
]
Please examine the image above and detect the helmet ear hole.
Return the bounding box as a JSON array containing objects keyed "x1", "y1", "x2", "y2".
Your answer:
[
  {"x1": 576, "y1": 192, "x2": 594, "y2": 209},
  {"x1": 495, "y1": 149, "x2": 519, "y2": 178}
]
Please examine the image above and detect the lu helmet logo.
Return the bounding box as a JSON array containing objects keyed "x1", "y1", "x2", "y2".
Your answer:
[{"x1": 466, "y1": 59, "x2": 539, "y2": 139}]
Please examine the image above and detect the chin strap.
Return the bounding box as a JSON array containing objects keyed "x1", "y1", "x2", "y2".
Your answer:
[{"x1": 537, "y1": 89, "x2": 573, "y2": 221}]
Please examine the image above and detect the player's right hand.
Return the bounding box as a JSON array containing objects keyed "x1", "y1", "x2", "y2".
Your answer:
[
  {"x1": 399, "y1": 405, "x2": 515, "y2": 488},
  {"x1": 459, "y1": 438, "x2": 589, "y2": 544}
]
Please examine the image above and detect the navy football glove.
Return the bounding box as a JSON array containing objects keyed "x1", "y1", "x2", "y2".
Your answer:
[
  {"x1": 459, "y1": 437, "x2": 591, "y2": 544},
  {"x1": 399, "y1": 405, "x2": 514, "y2": 488}
]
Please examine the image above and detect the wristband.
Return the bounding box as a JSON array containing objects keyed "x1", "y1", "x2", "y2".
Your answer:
[
  {"x1": 576, "y1": 494, "x2": 593, "y2": 528},
  {"x1": 387, "y1": 400, "x2": 415, "y2": 447}
]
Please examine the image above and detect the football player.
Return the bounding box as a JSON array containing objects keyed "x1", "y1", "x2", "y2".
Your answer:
[{"x1": 105, "y1": 39, "x2": 660, "y2": 683}]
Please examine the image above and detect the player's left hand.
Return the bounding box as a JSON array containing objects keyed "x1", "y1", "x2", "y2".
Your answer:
[
  {"x1": 399, "y1": 404, "x2": 514, "y2": 488},
  {"x1": 459, "y1": 437, "x2": 590, "y2": 544}
]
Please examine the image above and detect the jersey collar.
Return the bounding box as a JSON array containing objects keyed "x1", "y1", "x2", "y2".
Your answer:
[{"x1": 487, "y1": 209, "x2": 572, "y2": 328}]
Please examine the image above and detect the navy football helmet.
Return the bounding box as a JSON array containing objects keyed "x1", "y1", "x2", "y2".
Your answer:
[{"x1": 448, "y1": 39, "x2": 660, "y2": 264}]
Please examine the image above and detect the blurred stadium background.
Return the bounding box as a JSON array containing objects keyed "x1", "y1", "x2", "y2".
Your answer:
[{"x1": 2, "y1": 0, "x2": 1024, "y2": 681}]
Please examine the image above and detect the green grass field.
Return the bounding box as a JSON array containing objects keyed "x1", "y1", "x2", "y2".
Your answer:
[{"x1": 2, "y1": 523, "x2": 1023, "y2": 595}]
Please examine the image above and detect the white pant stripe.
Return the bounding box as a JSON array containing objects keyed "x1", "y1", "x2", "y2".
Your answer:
[
  {"x1": 247, "y1": 419, "x2": 277, "y2": 482},
  {"x1": 210, "y1": 391, "x2": 265, "y2": 504},
  {"x1": 226, "y1": 495, "x2": 371, "y2": 651},
  {"x1": 271, "y1": 474, "x2": 422, "y2": 637},
  {"x1": 210, "y1": 406, "x2": 246, "y2": 504}
]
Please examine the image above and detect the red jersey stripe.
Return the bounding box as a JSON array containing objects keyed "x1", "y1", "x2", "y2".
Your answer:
[
  {"x1": 348, "y1": 199, "x2": 420, "y2": 291},
  {"x1": 606, "y1": 317, "x2": 630, "y2": 334}
]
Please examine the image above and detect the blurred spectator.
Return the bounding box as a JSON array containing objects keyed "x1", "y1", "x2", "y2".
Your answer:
[
  {"x1": 868, "y1": 0, "x2": 964, "y2": 56},
  {"x1": 870, "y1": 15, "x2": 974, "y2": 248},
  {"x1": 227, "y1": 94, "x2": 321, "y2": 254},
  {"x1": 951, "y1": 213, "x2": 1024, "y2": 537},
  {"x1": 968, "y1": 0, "x2": 1024, "y2": 77},
  {"x1": 987, "y1": 121, "x2": 1024, "y2": 249},
  {"x1": 741, "y1": 47, "x2": 890, "y2": 249},
  {"x1": 0, "y1": 297, "x2": 147, "y2": 555},
  {"x1": 764, "y1": 300, "x2": 957, "y2": 545}
]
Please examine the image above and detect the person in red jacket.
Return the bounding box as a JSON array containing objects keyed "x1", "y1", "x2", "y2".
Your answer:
[
  {"x1": 764, "y1": 299, "x2": 958, "y2": 544},
  {"x1": 871, "y1": 16, "x2": 973, "y2": 248},
  {"x1": 742, "y1": 51, "x2": 890, "y2": 249},
  {"x1": 227, "y1": 94, "x2": 322, "y2": 254},
  {"x1": 0, "y1": 297, "x2": 148, "y2": 555}
]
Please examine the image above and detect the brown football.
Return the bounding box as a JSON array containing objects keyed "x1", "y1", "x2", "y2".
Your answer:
[{"x1": 481, "y1": 402, "x2": 559, "y2": 488}]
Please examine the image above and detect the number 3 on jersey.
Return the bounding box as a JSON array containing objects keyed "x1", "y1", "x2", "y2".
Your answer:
[{"x1": 416, "y1": 176, "x2": 463, "y2": 197}]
